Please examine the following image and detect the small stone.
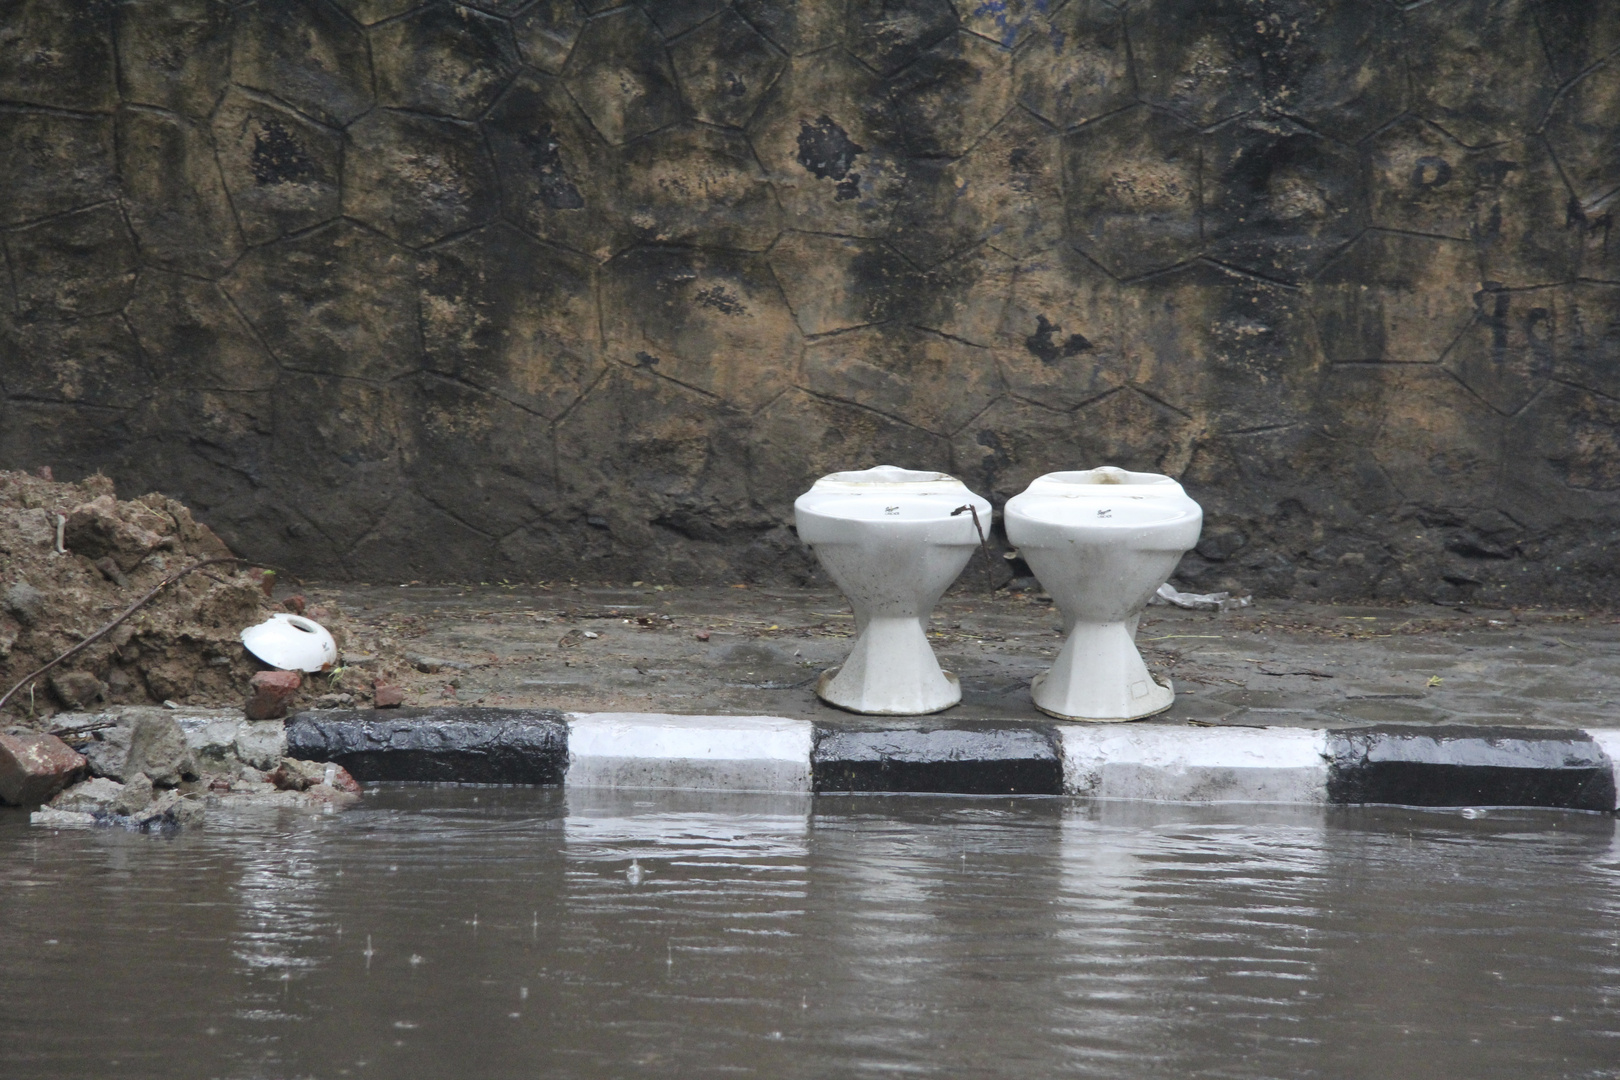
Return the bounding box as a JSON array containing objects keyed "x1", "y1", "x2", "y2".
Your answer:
[
  {"x1": 246, "y1": 669, "x2": 302, "y2": 721},
  {"x1": 3, "y1": 581, "x2": 44, "y2": 627},
  {"x1": 0, "y1": 731, "x2": 88, "y2": 806},
  {"x1": 312, "y1": 693, "x2": 354, "y2": 709},
  {"x1": 31, "y1": 807, "x2": 95, "y2": 828},
  {"x1": 282, "y1": 594, "x2": 307, "y2": 615},
  {"x1": 113, "y1": 771, "x2": 154, "y2": 815},
  {"x1": 695, "y1": 630, "x2": 711, "y2": 641},
  {"x1": 48, "y1": 776, "x2": 124, "y2": 814},
  {"x1": 183, "y1": 718, "x2": 241, "y2": 772},
  {"x1": 132, "y1": 788, "x2": 204, "y2": 830},
  {"x1": 125, "y1": 714, "x2": 193, "y2": 786},
  {"x1": 81, "y1": 724, "x2": 133, "y2": 779},
  {"x1": 373, "y1": 682, "x2": 405, "y2": 708},
  {"x1": 234, "y1": 720, "x2": 288, "y2": 770},
  {"x1": 49, "y1": 670, "x2": 107, "y2": 710}
]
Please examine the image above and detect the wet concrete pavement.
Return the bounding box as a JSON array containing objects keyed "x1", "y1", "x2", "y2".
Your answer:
[{"x1": 317, "y1": 583, "x2": 1620, "y2": 732}]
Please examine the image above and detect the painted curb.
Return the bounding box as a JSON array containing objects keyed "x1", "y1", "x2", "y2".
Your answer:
[
  {"x1": 281, "y1": 709, "x2": 1620, "y2": 810},
  {"x1": 813, "y1": 726, "x2": 1062, "y2": 795},
  {"x1": 286, "y1": 707, "x2": 568, "y2": 784},
  {"x1": 565, "y1": 712, "x2": 813, "y2": 793}
]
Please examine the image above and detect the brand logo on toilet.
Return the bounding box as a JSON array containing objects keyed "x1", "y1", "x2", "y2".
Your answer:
[
  {"x1": 1097, "y1": 508, "x2": 1112, "y2": 518},
  {"x1": 885, "y1": 506, "x2": 900, "y2": 515}
]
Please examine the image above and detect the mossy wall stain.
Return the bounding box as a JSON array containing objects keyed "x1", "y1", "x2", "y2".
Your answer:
[{"x1": 1, "y1": 0, "x2": 1618, "y2": 605}]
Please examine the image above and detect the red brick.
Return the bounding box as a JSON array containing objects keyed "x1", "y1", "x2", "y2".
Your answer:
[
  {"x1": 245, "y1": 669, "x2": 303, "y2": 721},
  {"x1": 373, "y1": 682, "x2": 405, "y2": 708},
  {"x1": 0, "y1": 732, "x2": 87, "y2": 806}
]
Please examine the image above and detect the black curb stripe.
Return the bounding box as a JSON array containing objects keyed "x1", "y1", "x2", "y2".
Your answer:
[
  {"x1": 1326, "y1": 726, "x2": 1617, "y2": 812},
  {"x1": 811, "y1": 724, "x2": 1064, "y2": 795},
  {"x1": 286, "y1": 707, "x2": 569, "y2": 784}
]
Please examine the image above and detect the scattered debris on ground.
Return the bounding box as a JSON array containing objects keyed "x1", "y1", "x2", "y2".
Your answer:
[
  {"x1": 0, "y1": 469, "x2": 405, "y2": 725},
  {"x1": 7, "y1": 706, "x2": 361, "y2": 831}
]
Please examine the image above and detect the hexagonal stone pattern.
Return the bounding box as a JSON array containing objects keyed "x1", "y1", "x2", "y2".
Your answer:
[
  {"x1": 512, "y1": 0, "x2": 588, "y2": 73},
  {"x1": 126, "y1": 270, "x2": 280, "y2": 392},
  {"x1": 116, "y1": 109, "x2": 243, "y2": 274},
  {"x1": 1312, "y1": 232, "x2": 1478, "y2": 365},
  {"x1": 0, "y1": 314, "x2": 150, "y2": 408},
  {"x1": 1471, "y1": 139, "x2": 1581, "y2": 289},
  {"x1": 0, "y1": 112, "x2": 116, "y2": 227},
  {"x1": 1255, "y1": 0, "x2": 1404, "y2": 145},
  {"x1": 602, "y1": 246, "x2": 800, "y2": 411},
  {"x1": 1013, "y1": 0, "x2": 1132, "y2": 129},
  {"x1": 749, "y1": 389, "x2": 950, "y2": 515},
  {"x1": 114, "y1": 0, "x2": 232, "y2": 118},
  {"x1": 1200, "y1": 119, "x2": 1364, "y2": 284},
  {"x1": 748, "y1": 51, "x2": 909, "y2": 238},
  {"x1": 1372, "y1": 367, "x2": 1505, "y2": 511},
  {"x1": 1125, "y1": 0, "x2": 1263, "y2": 127},
  {"x1": 847, "y1": 0, "x2": 960, "y2": 76},
  {"x1": 1063, "y1": 106, "x2": 1201, "y2": 279},
  {"x1": 1442, "y1": 284, "x2": 1556, "y2": 416},
  {"x1": 993, "y1": 248, "x2": 1125, "y2": 411},
  {"x1": 951, "y1": 391, "x2": 1201, "y2": 502},
  {"x1": 1550, "y1": 282, "x2": 1620, "y2": 401},
  {"x1": 1365, "y1": 117, "x2": 1475, "y2": 240},
  {"x1": 887, "y1": 32, "x2": 1012, "y2": 159},
  {"x1": 801, "y1": 323, "x2": 1002, "y2": 436},
  {"x1": 735, "y1": 0, "x2": 844, "y2": 56},
  {"x1": 231, "y1": 0, "x2": 374, "y2": 127},
  {"x1": 913, "y1": 243, "x2": 1015, "y2": 347},
  {"x1": 768, "y1": 231, "x2": 911, "y2": 336},
  {"x1": 371, "y1": 3, "x2": 520, "y2": 119},
  {"x1": 224, "y1": 222, "x2": 422, "y2": 381},
  {"x1": 563, "y1": 7, "x2": 683, "y2": 145},
  {"x1": 213, "y1": 89, "x2": 343, "y2": 245},
  {"x1": 418, "y1": 224, "x2": 602, "y2": 420},
  {"x1": 343, "y1": 110, "x2": 500, "y2": 248},
  {"x1": 616, "y1": 125, "x2": 783, "y2": 251},
  {"x1": 268, "y1": 374, "x2": 407, "y2": 553},
  {"x1": 1544, "y1": 59, "x2": 1620, "y2": 211},
  {"x1": 485, "y1": 72, "x2": 613, "y2": 259},
  {"x1": 3, "y1": 204, "x2": 137, "y2": 322},
  {"x1": 1406, "y1": 0, "x2": 1555, "y2": 149},
  {"x1": 670, "y1": 9, "x2": 785, "y2": 129},
  {"x1": 1121, "y1": 262, "x2": 1323, "y2": 432},
  {"x1": 0, "y1": 0, "x2": 117, "y2": 112},
  {"x1": 403, "y1": 375, "x2": 558, "y2": 538},
  {"x1": 0, "y1": 2, "x2": 1613, "y2": 596},
  {"x1": 555, "y1": 368, "x2": 760, "y2": 580}
]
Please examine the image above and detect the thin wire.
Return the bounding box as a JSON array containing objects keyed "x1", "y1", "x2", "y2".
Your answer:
[{"x1": 951, "y1": 504, "x2": 995, "y2": 594}]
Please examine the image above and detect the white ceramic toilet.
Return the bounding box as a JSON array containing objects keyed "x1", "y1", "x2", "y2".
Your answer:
[
  {"x1": 1004, "y1": 466, "x2": 1203, "y2": 721},
  {"x1": 794, "y1": 466, "x2": 992, "y2": 715}
]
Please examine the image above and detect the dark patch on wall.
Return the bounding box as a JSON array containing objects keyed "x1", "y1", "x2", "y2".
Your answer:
[
  {"x1": 1024, "y1": 315, "x2": 1093, "y2": 366},
  {"x1": 519, "y1": 121, "x2": 586, "y2": 210},
  {"x1": 249, "y1": 119, "x2": 316, "y2": 185},
  {"x1": 796, "y1": 114, "x2": 864, "y2": 200}
]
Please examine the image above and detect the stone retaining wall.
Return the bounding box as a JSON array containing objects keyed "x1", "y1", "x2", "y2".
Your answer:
[{"x1": 2, "y1": 0, "x2": 1618, "y2": 602}]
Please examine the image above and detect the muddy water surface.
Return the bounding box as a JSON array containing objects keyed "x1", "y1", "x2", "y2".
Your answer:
[{"x1": 3, "y1": 792, "x2": 1617, "y2": 1079}]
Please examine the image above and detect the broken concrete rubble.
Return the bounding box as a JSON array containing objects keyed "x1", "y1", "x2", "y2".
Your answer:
[
  {"x1": 20, "y1": 707, "x2": 361, "y2": 829},
  {"x1": 0, "y1": 729, "x2": 87, "y2": 805},
  {"x1": 246, "y1": 669, "x2": 302, "y2": 720}
]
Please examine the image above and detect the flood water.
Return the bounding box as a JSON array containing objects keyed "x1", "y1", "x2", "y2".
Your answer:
[{"x1": 3, "y1": 790, "x2": 1618, "y2": 1079}]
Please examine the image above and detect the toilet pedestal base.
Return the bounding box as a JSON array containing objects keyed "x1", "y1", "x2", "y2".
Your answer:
[
  {"x1": 816, "y1": 616, "x2": 961, "y2": 715},
  {"x1": 1030, "y1": 620, "x2": 1174, "y2": 722}
]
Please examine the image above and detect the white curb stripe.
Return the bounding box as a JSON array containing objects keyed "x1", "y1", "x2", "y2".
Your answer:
[
  {"x1": 1058, "y1": 724, "x2": 1331, "y2": 805},
  {"x1": 565, "y1": 713, "x2": 814, "y2": 792},
  {"x1": 1586, "y1": 729, "x2": 1620, "y2": 811}
]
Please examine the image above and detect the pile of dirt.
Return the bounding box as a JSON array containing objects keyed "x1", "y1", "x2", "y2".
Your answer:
[{"x1": 0, "y1": 470, "x2": 367, "y2": 724}]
